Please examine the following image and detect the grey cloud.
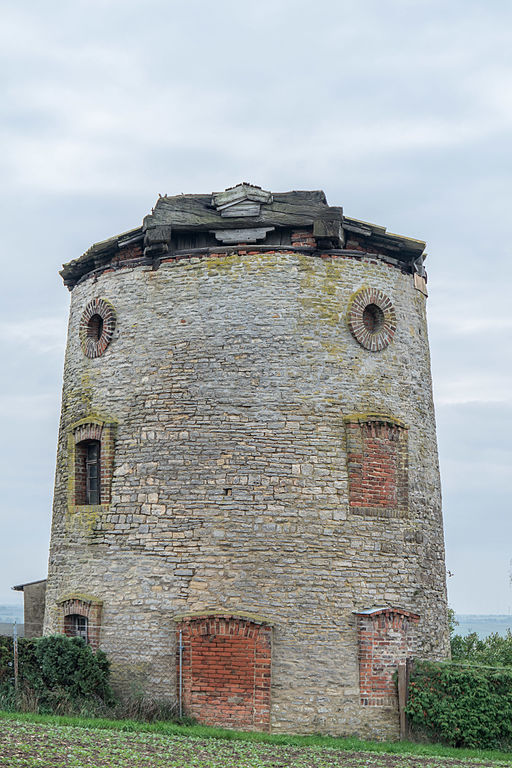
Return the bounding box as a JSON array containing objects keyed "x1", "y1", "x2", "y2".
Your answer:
[{"x1": 1, "y1": 0, "x2": 511, "y2": 612}]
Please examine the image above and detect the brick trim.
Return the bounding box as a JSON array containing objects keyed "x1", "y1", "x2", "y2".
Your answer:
[
  {"x1": 347, "y1": 287, "x2": 397, "y2": 351},
  {"x1": 344, "y1": 415, "x2": 408, "y2": 518},
  {"x1": 67, "y1": 416, "x2": 117, "y2": 510},
  {"x1": 79, "y1": 297, "x2": 116, "y2": 359},
  {"x1": 355, "y1": 608, "x2": 419, "y2": 707},
  {"x1": 177, "y1": 615, "x2": 272, "y2": 731},
  {"x1": 57, "y1": 595, "x2": 103, "y2": 650}
]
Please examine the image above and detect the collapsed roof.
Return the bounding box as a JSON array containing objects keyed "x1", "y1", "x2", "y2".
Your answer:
[{"x1": 61, "y1": 184, "x2": 426, "y2": 289}]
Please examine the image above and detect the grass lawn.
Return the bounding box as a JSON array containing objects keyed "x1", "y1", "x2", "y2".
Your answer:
[{"x1": 1, "y1": 712, "x2": 511, "y2": 767}]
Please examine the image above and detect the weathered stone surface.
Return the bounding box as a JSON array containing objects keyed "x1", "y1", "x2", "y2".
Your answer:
[{"x1": 45, "y1": 225, "x2": 448, "y2": 739}]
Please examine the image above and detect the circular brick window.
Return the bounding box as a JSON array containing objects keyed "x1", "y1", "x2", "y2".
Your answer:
[
  {"x1": 80, "y1": 298, "x2": 116, "y2": 358},
  {"x1": 348, "y1": 288, "x2": 396, "y2": 351}
]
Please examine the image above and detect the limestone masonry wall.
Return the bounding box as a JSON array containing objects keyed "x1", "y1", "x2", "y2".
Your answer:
[{"x1": 44, "y1": 245, "x2": 449, "y2": 739}]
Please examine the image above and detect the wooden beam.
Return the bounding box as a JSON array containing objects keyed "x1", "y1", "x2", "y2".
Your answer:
[
  {"x1": 212, "y1": 227, "x2": 275, "y2": 244},
  {"x1": 314, "y1": 207, "x2": 344, "y2": 248},
  {"x1": 398, "y1": 663, "x2": 407, "y2": 740}
]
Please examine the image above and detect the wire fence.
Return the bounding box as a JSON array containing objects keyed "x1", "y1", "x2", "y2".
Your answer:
[
  {"x1": 0, "y1": 623, "x2": 27, "y2": 638},
  {"x1": 2, "y1": 619, "x2": 363, "y2": 638}
]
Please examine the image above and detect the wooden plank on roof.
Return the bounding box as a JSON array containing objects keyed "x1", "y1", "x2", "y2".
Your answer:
[
  {"x1": 146, "y1": 192, "x2": 328, "y2": 230},
  {"x1": 212, "y1": 184, "x2": 272, "y2": 209}
]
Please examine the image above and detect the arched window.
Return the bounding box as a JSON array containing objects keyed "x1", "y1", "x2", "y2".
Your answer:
[
  {"x1": 68, "y1": 418, "x2": 116, "y2": 510},
  {"x1": 58, "y1": 596, "x2": 102, "y2": 650},
  {"x1": 64, "y1": 613, "x2": 89, "y2": 643}
]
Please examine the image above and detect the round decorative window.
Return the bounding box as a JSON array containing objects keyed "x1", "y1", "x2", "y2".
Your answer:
[
  {"x1": 80, "y1": 298, "x2": 116, "y2": 358},
  {"x1": 347, "y1": 287, "x2": 396, "y2": 351}
]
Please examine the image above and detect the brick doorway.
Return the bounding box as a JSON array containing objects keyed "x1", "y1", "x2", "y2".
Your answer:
[{"x1": 177, "y1": 615, "x2": 272, "y2": 731}]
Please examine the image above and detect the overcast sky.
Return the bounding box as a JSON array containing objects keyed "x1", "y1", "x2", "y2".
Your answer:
[{"x1": 1, "y1": 0, "x2": 511, "y2": 614}]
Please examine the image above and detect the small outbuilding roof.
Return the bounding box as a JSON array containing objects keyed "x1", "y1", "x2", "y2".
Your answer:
[{"x1": 12, "y1": 579, "x2": 47, "y2": 592}]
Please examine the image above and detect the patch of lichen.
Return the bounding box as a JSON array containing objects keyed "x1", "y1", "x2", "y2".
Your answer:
[
  {"x1": 70, "y1": 413, "x2": 118, "y2": 429},
  {"x1": 208, "y1": 251, "x2": 290, "y2": 281},
  {"x1": 297, "y1": 255, "x2": 344, "y2": 327},
  {"x1": 65, "y1": 504, "x2": 109, "y2": 536},
  {"x1": 342, "y1": 412, "x2": 408, "y2": 429},
  {"x1": 77, "y1": 371, "x2": 94, "y2": 412},
  {"x1": 204, "y1": 253, "x2": 243, "y2": 276},
  {"x1": 172, "y1": 610, "x2": 274, "y2": 626},
  {"x1": 57, "y1": 592, "x2": 103, "y2": 606}
]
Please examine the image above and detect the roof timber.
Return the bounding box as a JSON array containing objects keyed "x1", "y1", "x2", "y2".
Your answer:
[
  {"x1": 146, "y1": 190, "x2": 330, "y2": 231},
  {"x1": 60, "y1": 186, "x2": 426, "y2": 289}
]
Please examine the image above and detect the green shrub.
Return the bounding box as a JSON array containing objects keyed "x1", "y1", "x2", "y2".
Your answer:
[
  {"x1": 35, "y1": 635, "x2": 112, "y2": 702},
  {"x1": 0, "y1": 636, "x2": 38, "y2": 697},
  {"x1": 451, "y1": 630, "x2": 512, "y2": 666},
  {"x1": 0, "y1": 635, "x2": 113, "y2": 715},
  {"x1": 406, "y1": 659, "x2": 512, "y2": 749}
]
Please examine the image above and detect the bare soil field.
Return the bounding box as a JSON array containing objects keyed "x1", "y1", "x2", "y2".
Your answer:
[{"x1": 0, "y1": 719, "x2": 510, "y2": 768}]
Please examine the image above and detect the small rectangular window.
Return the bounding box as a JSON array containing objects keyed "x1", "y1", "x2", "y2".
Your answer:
[{"x1": 64, "y1": 614, "x2": 89, "y2": 643}]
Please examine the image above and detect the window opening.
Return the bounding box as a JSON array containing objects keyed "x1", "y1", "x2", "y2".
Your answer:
[
  {"x1": 65, "y1": 614, "x2": 89, "y2": 643},
  {"x1": 362, "y1": 303, "x2": 384, "y2": 333},
  {"x1": 87, "y1": 314, "x2": 104, "y2": 341},
  {"x1": 85, "y1": 440, "x2": 100, "y2": 505}
]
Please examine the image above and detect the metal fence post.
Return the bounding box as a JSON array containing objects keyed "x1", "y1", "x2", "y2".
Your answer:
[
  {"x1": 13, "y1": 621, "x2": 19, "y2": 692},
  {"x1": 179, "y1": 629, "x2": 183, "y2": 719}
]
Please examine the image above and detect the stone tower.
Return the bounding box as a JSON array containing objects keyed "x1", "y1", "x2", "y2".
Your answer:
[{"x1": 44, "y1": 184, "x2": 449, "y2": 738}]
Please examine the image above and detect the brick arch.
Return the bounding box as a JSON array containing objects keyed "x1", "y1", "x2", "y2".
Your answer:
[
  {"x1": 73, "y1": 422, "x2": 103, "y2": 444},
  {"x1": 176, "y1": 615, "x2": 272, "y2": 731},
  {"x1": 57, "y1": 595, "x2": 103, "y2": 651}
]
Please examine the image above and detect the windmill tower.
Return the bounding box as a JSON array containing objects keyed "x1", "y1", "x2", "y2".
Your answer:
[{"x1": 44, "y1": 184, "x2": 449, "y2": 737}]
